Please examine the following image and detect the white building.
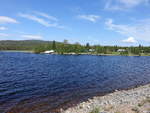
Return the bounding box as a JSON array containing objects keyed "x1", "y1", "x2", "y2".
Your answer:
[
  {"x1": 44, "y1": 50, "x2": 55, "y2": 54},
  {"x1": 117, "y1": 49, "x2": 126, "y2": 52},
  {"x1": 89, "y1": 49, "x2": 95, "y2": 52}
]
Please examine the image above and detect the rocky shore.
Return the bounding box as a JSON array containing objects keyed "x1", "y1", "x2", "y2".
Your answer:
[{"x1": 62, "y1": 84, "x2": 150, "y2": 113}]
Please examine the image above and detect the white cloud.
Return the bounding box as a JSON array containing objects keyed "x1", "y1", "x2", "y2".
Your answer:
[
  {"x1": 0, "y1": 26, "x2": 7, "y2": 30},
  {"x1": 21, "y1": 34, "x2": 43, "y2": 40},
  {"x1": 0, "y1": 33, "x2": 9, "y2": 37},
  {"x1": 105, "y1": 18, "x2": 150, "y2": 42},
  {"x1": 105, "y1": 19, "x2": 133, "y2": 34},
  {"x1": 119, "y1": 0, "x2": 144, "y2": 7},
  {"x1": 77, "y1": 15, "x2": 100, "y2": 22},
  {"x1": 0, "y1": 16, "x2": 18, "y2": 24},
  {"x1": 34, "y1": 11, "x2": 58, "y2": 21},
  {"x1": 19, "y1": 13, "x2": 52, "y2": 27},
  {"x1": 19, "y1": 13, "x2": 64, "y2": 29},
  {"x1": 105, "y1": 0, "x2": 149, "y2": 10},
  {"x1": 122, "y1": 37, "x2": 137, "y2": 43}
]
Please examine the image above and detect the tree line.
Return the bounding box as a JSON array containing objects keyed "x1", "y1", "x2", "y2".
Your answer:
[
  {"x1": 0, "y1": 40, "x2": 150, "y2": 55},
  {"x1": 34, "y1": 40, "x2": 150, "y2": 55},
  {"x1": 0, "y1": 40, "x2": 51, "y2": 51}
]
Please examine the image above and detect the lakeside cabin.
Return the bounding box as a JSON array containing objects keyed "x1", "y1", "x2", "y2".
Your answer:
[
  {"x1": 117, "y1": 49, "x2": 126, "y2": 52},
  {"x1": 89, "y1": 49, "x2": 95, "y2": 52},
  {"x1": 44, "y1": 50, "x2": 55, "y2": 54}
]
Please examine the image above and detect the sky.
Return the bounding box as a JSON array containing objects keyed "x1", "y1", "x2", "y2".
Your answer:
[{"x1": 0, "y1": 0, "x2": 150, "y2": 46}]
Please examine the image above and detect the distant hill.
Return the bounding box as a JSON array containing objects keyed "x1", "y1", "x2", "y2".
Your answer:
[{"x1": 0, "y1": 40, "x2": 53, "y2": 50}]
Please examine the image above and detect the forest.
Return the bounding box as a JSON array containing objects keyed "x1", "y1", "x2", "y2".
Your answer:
[{"x1": 0, "y1": 40, "x2": 150, "y2": 56}]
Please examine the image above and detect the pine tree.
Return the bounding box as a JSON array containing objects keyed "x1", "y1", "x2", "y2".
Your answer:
[{"x1": 52, "y1": 40, "x2": 56, "y2": 50}]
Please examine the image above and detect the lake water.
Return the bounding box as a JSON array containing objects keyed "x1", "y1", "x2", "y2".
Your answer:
[{"x1": 0, "y1": 52, "x2": 150, "y2": 113}]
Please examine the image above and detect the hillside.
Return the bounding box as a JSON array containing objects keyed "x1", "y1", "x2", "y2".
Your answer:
[{"x1": 0, "y1": 40, "x2": 52, "y2": 50}]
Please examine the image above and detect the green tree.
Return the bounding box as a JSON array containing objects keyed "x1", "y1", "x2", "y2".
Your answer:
[
  {"x1": 74, "y1": 42, "x2": 81, "y2": 54},
  {"x1": 86, "y1": 43, "x2": 90, "y2": 51},
  {"x1": 120, "y1": 50, "x2": 128, "y2": 56},
  {"x1": 63, "y1": 39, "x2": 68, "y2": 44},
  {"x1": 52, "y1": 40, "x2": 56, "y2": 50}
]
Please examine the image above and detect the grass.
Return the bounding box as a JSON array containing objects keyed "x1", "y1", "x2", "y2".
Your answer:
[{"x1": 89, "y1": 107, "x2": 100, "y2": 113}]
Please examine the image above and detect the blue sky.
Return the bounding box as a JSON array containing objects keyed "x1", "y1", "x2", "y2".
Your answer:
[{"x1": 0, "y1": 0, "x2": 150, "y2": 46}]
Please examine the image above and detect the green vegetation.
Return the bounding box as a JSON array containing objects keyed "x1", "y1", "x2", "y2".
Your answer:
[
  {"x1": 32, "y1": 40, "x2": 150, "y2": 55},
  {"x1": 89, "y1": 107, "x2": 100, "y2": 113},
  {"x1": 0, "y1": 40, "x2": 51, "y2": 51},
  {"x1": 0, "y1": 40, "x2": 150, "y2": 56}
]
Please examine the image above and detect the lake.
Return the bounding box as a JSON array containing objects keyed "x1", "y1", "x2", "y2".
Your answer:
[{"x1": 0, "y1": 52, "x2": 150, "y2": 113}]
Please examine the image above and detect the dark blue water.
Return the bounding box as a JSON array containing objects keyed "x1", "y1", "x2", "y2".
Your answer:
[{"x1": 0, "y1": 52, "x2": 150, "y2": 113}]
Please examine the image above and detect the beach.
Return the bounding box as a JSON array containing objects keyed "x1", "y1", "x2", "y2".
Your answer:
[{"x1": 63, "y1": 84, "x2": 150, "y2": 113}]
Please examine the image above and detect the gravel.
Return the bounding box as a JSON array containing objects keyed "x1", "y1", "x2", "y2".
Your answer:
[{"x1": 62, "y1": 84, "x2": 150, "y2": 113}]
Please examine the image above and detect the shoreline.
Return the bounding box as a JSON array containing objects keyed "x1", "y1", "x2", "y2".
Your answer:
[
  {"x1": 62, "y1": 84, "x2": 150, "y2": 113},
  {"x1": 1, "y1": 50, "x2": 150, "y2": 56},
  {"x1": 59, "y1": 53, "x2": 150, "y2": 56}
]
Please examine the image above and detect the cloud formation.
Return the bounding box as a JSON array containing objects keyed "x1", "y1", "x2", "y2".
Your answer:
[
  {"x1": 105, "y1": 0, "x2": 149, "y2": 10},
  {"x1": 19, "y1": 12, "x2": 64, "y2": 29},
  {"x1": 0, "y1": 33, "x2": 9, "y2": 37},
  {"x1": 0, "y1": 16, "x2": 18, "y2": 24},
  {"x1": 105, "y1": 18, "x2": 150, "y2": 42},
  {"x1": 77, "y1": 15, "x2": 100, "y2": 22},
  {"x1": 122, "y1": 37, "x2": 137, "y2": 43},
  {"x1": 21, "y1": 34, "x2": 43, "y2": 40},
  {"x1": 0, "y1": 26, "x2": 7, "y2": 30},
  {"x1": 34, "y1": 11, "x2": 58, "y2": 21}
]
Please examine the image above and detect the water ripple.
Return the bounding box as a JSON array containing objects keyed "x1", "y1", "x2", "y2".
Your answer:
[{"x1": 0, "y1": 52, "x2": 150, "y2": 113}]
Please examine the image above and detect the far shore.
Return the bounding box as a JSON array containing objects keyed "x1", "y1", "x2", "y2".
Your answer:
[
  {"x1": 0, "y1": 50, "x2": 34, "y2": 53},
  {"x1": 1, "y1": 50, "x2": 150, "y2": 56},
  {"x1": 57, "y1": 52, "x2": 150, "y2": 56},
  {"x1": 63, "y1": 83, "x2": 150, "y2": 113}
]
